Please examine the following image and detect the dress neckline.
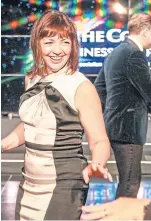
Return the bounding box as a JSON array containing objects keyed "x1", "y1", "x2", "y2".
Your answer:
[{"x1": 40, "y1": 66, "x2": 72, "y2": 82}]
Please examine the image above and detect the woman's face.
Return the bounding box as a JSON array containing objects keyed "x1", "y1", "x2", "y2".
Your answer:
[{"x1": 40, "y1": 35, "x2": 72, "y2": 73}]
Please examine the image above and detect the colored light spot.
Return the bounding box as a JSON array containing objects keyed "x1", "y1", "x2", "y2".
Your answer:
[
  {"x1": 10, "y1": 21, "x2": 19, "y2": 29},
  {"x1": 115, "y1": 21, "x2": 123, "y2": 29},
  {"x1": 29, "y1": 0, "x2": 36, "y2": 4},
  {"x1": 28, "y1": 14, "x2": 37, "y2": 22},
  {"x1": 106, "y1": 20, "x2": 114, "y2": 28}
]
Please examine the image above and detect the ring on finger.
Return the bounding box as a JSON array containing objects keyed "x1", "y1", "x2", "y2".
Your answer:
[{"x1": 104, "y1": 208, "x2": 108, "y2": 217}]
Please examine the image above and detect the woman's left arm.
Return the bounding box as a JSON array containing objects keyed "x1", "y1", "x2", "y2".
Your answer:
[{"x1": 75, "y1": 80, "x2": 112, "y2": 183}]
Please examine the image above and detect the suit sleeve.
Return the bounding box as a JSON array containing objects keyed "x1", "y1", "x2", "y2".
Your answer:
[
  {"x1": 127, "y1": 50, "x2": 151, "y2": 105},
  {"x1": 94, "y1": 65, "x2": 106, "y2": 112},
  {"x1": 148, "y1": 103, "x2": 151, "y2": 113}
]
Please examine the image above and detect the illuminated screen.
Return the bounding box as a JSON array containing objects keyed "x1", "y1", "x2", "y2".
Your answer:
[{"x1": 86, "y1": 178, "x2": 151, "y2": 204}]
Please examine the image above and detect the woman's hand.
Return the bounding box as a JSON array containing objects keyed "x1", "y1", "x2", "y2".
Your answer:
[
  {"x1": 81, "y1": 197, "x2": 150, "y2": 220},
  {"x1": 1, "y1": 123, "x2": 25, "y2": 152},
  {"x1": 1, "y1": 132, "x2": 19, "y2": 152},
  {"x1": 82, "y1": 163, "x2": 113, "y2": 184}
]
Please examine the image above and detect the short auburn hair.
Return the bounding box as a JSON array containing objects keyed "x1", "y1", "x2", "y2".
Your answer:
[
  {"x1": 128, "y1": 12, "x2": 151, "y2": 34},
  {"x1": 30, "y1": 10, "x2": 79, "y2": 77}
]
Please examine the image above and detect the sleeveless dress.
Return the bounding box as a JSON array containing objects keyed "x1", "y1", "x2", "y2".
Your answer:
[{"x1": 15, "y1": 69, "x2": 89, "y2": 220}]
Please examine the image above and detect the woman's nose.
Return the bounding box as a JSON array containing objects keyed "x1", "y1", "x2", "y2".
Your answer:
[{"x1": 51, "y1": 44, "x2": 62, "y2": 54}]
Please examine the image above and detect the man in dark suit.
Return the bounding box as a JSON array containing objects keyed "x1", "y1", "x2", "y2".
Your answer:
[{"x1": 95, "y1": 13, "x2": 151, "y2": 198}]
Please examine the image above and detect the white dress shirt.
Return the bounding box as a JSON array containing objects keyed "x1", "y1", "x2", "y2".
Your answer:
[{"x1": 128, "y1": 36, "x2": 143, "y2": 52}]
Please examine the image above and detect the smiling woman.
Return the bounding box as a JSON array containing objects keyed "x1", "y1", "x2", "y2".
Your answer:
[
  {"x1": 30, "y1": 10, "x2": 79, "y2": 77},
  {"x1": 40, "y1": 35, "x2": 72, "y2": 74},
  {"x1": 1, "y1": 10, "x2": 111, "y2": 220}
]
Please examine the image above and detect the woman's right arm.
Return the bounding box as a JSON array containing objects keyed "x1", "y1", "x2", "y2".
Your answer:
[
  {"x1": 1, "y1": 123, "x2": 25, "y2": 151},
  {"x1": 1, "y1": 75, "x2": 31, "y2": 152}
]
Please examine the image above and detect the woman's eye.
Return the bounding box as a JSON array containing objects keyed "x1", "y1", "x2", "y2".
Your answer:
[
  {"x1": 63, "y1": 41, "x2": 70, "y2": 44},
  {"x1": 45, "y1": 42, "x2": 53, "y2": 44}
]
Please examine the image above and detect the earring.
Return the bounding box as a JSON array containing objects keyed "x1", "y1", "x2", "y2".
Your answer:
[{"x1": 39, "y1": 59, "x2": 44, "y2": 68}]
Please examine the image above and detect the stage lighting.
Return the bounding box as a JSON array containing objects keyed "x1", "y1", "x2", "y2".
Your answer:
[{"x1": 112, "y1": 2, "x2": 127, "y2": 15}]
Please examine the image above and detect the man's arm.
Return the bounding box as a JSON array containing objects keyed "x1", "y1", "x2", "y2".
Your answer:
[
  {"x1": 127, "y1": 51, "x2": 151, "y2": 104},
  {"x1": 148, "y1": 103, "x2": 151, "y2": 113},
  {"x1": 94, "y1": 64, "x2": 106, "y2": 112}
]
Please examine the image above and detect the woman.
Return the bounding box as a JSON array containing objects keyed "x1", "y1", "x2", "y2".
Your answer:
[{"x1": 1, "y1": 10, "x2": 112, "y2": 220}]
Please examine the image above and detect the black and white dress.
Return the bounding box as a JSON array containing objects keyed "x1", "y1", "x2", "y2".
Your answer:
[{"x1": 15, "y1": 69, "x2": 89, "y2": 220}]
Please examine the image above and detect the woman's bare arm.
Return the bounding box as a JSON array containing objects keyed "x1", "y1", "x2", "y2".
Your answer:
[
  {"x1": 1, "y1": 75, "x2": 30, "y2": 151},
  {"x1": 1, "y1": 123, "x2": 25, "y2": 151},
  {"x1": 75, "y1": 80, "x2": 110, "y2": 166}
]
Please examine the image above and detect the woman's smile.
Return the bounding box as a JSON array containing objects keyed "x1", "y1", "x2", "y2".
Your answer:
[{"x1": 40, "y1": 35, "x2": 72, "y2": 73}]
